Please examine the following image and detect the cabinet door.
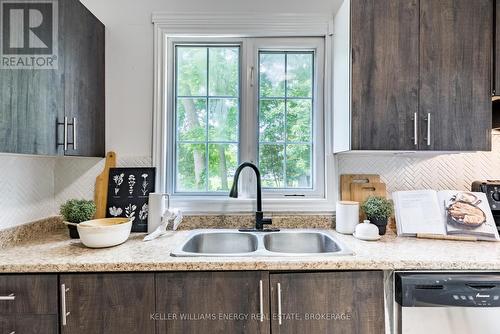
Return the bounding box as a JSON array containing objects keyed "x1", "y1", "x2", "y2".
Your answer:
[
  {"x1": 0, "y1": 58, "x2": 63, "y2": 155},
  {"x1": 420, "y1": 0, "x2": 492, "y2": 151},
  {"x1": 0, "y1": 315, "x2": 57, "y2": 334},
  {"x1": 60, "y1": 273, "x2": 155, "y2": 334},
  {"x1": 62, "y1": 0, "x2": 105, "y2": 157},
  {"x1": 270, "y1": 271, "x2": 384, "y2": 334},
  {"x1": 0, "y1": 274, "x2": 57, "y2": 314},
  {"x1": 156, "y1": 271, "x2": 270, "y2": 334},
  {"x1": 351, "y1": 0, "x2": 419, "y2": 150}
]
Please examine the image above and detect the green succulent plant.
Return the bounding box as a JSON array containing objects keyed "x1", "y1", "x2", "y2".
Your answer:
[
  {"x1": 361, "y1": 196, "x2": 393, "y2": 219},
  {"x1": 60, "y1": 199, "x2": 96, "y2": 224}
]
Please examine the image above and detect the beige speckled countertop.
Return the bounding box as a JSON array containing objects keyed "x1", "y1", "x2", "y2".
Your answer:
[{"x1": 1, "y1": 222, "x2": 500, "y2": 272}]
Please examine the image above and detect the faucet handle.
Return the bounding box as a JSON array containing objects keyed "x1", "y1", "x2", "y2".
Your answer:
[{"x1": 255, "y1": 211, "x2": 272, "y2": 230}]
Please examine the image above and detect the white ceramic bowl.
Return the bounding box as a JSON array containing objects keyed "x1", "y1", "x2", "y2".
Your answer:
[{"x1": 76, "y1": 218, "x2": 132, "y2": 248}]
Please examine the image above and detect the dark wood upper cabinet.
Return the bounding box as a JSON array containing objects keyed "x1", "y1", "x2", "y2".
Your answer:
[
  {"x1": 269, "y1": 271, "x2": 385, "y2": 334},
  {"x1": 349, "y1": 0, "x2": 493, "y2": 151},
  {"x1": 59, "y1": 273, "x2": 155, "y2": 334},
  {"x1": 62, "y1": 0, "x2": 105, "y2": 157},
  {"x1": 351, "y1": 0, "x2": 419, "y2": 150},
  {"x1": 156, "y1": 271, "x2": 271, "y2": 334},
  {"x1": 0, "y1": 0, "x2": 105, "y2": 157},
  {"x1": 420, "y1": 0, "x2": 492, "y2": 151}
]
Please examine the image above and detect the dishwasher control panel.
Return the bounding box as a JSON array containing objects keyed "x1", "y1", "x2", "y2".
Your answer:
[{"x1": 395, "y1": 273, "x2": 500, "y2": 307}]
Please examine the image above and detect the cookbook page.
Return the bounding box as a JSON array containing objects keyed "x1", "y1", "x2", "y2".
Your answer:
[
  {"x1": 393, "y1": 190, "x2": 446, "y2": 236},
  {"x1": 438, "y1": 191, "x2": 500, "y2": 240}
]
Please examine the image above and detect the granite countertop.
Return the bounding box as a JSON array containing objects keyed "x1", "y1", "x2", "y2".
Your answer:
[{"x1": 1, "y1": 218, "x2": 500, "y2": 272}]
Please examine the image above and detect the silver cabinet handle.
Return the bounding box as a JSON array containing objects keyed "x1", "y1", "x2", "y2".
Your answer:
[
  {"x1": 61, "y1": 284, "x2": 70, "y2": 326},
  {"x1": 277, "y1": 283, "x2": 282, "y2": 326},
  {"x1": 413, "y1": 112, "x2": 418, "y2": 146},
  {"x1": 259, "y1": 280, "x2": 264, "y2": 322},
  {"x1": 0, "y1": 293, "x2": 15, "y2": 301},
  {"x1": 9, "y1": 331, "x2": 15, "y2": 334},
  {"x1": 63, "y1": 117, "x2": 68, "y2": 151},
  {"x1": 426, "y1": 113, "x2": 431, "y2": 146},
  {"x1": 72, "y1": 117, "x2": 77, "y2": 150}
]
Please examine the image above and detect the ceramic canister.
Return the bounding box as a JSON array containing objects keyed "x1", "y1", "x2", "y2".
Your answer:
[
  {"x1": 148, "y1": 193, "x2": 168, "y2": 233},
  {"x1": 335, "y1": 201, "x2": 360, "y2": 234}
]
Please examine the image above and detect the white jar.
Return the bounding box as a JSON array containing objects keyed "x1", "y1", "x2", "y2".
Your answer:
[{"x1": 335, "y1": 201, "x2": 360, "y2": 234}]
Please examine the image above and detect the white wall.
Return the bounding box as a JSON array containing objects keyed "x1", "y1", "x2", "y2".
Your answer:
[{"x1": 79, "y1": 0, "x2": 343, "y2": 157}]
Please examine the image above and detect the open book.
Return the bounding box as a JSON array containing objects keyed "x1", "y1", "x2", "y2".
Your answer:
[{"x1": 393, "y1": 190, "x2": 500, "y2": 241}]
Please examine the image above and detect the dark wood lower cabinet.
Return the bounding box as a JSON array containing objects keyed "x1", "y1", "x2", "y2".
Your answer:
[
  {"x1": 270, "y1": 271, "x2": 385, "y2": 334},
  {"x1": 0, "y1": 315, "x2": 58, "y2": 334},
  {"x1": 156, "y1": 271, "x2": 270, "y2": 334},
  {"x1": 0, "y1": 271, "x2": 385, "y2": 334},
  {"x1": 0, "y1": 274, "x2": 57, "y2": 314},
  {"x1": 59, "y1": 273, "x2": 155, "y2": 334}
]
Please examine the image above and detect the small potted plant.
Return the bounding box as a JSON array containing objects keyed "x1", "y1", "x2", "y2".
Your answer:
[
  {"x1": 361, "y1": 196, "x2": 393, "y2": 235},
  {"x1": 60, "y1": 199, "x2": 96, "y2": 238}
]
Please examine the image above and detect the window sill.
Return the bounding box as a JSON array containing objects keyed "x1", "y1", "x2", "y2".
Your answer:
[{"x1": 170, "y1": 196, "x2": 335, "y2": 214}]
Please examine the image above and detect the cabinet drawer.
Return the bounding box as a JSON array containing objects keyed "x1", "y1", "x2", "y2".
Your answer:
[
  {"x1": 0, "y1": 275, "x2": 57, "y2": 314},
  {"x1": 0, "y1": 315, "x2": 58, "y2": 334}
]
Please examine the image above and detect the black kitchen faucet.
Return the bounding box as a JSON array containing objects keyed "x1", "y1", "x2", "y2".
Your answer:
[{"x1": 229, "y1": 162, "x2": 279, "y2": 232}]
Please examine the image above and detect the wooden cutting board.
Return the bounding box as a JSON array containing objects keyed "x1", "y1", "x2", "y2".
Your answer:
[
  {"x1": 94, "y1": 151, "x2": 117, "y2": 218},
  {"x1": 349, "y1": 182, "x2": 387, "y2": 203},
  {"x1": 340, "y1": 174, "x2": 381, "y2": 201}
]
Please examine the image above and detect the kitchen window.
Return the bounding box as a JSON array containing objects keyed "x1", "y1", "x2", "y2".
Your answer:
[
  {"x1": 174, "y1": 45, "x2": 240, "y2": 193},
  {"x1": 170, "y1": 38, "x2": 324, "y2": 199},
  {"x1": 152, "y1": 12, "x2": 334, "y2": 212}
]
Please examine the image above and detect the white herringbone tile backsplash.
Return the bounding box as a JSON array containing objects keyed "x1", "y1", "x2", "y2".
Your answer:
[
  {"x1": 2, "y1": 134, "x2": 500, "y2": 230},
  {"x1": 0, "y1": 154, "x2": 151, "y2": 231},
  {"x1": 337, "y1": 133, "x2": 500, "y2": 195},
  {"x1": 0, "y1": 155, "x2": 56, "y2": 230},
  {"x1": 54, "y1": 156, "x2": 152, "y2": 209}
]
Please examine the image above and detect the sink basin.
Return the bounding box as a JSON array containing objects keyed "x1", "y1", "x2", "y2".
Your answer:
[
  {"x1": 171, "y1": 229, "x2": 352, "y2": 257},
  {"x1": 179, "y1": 231, "x2": 258, "y2": 256},
  {"x1": 263, "y1": 231, "x2": 341, "y2": 254}
]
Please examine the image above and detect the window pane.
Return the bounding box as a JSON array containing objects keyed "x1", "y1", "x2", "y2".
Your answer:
[
  {"x1": 259, "y1": 99, "x2": 285, "y2": 142},
  {"x1": 208, "y1": 98, "x2": 238, "y2": 141},
  {"x1": 209, "y1": 48, "x2": 239, "y2": 96},
  {"x1": 286, "y1": 144, "x2": 311, "y2": 188},
  {"x1": 258, "y1": 51, "x2": 314, "y2": 190},
  {"x1": 259, "y1": 144, "x2": 285, "y2": 188},
  {"x1": 177, "y1": 98, "x2": 207, "y2": 141},
  {"x1": 286, "y1": 99, "x2": 312, "y2": 142},
  {"x1": 176, "y1": 143, "x2": 207, "y2": 192},
  {"x1": 259, "y1": 53, "x2": 285, "y2": 97},
  {"x1": 208, "y1": 144, "x2": 238, "y2": 191},
  {"x1": 175, "y1": 45, "x2": 240, "y2": 193},
  {"x1": 177, "y1": 47, "x2": 207, "y2": 96},
  {"x1": 287, "y1": 53, "x2": 313, "y2": 98}
]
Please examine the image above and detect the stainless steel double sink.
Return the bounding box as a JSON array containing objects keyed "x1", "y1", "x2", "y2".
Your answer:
[{"x1": 171, "y1": 229, "x2": 353, "y2": 257}]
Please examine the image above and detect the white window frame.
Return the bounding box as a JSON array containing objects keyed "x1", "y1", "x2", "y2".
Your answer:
[{"x1": 152, "y1": 12, "x2": 336, "y2": 213}]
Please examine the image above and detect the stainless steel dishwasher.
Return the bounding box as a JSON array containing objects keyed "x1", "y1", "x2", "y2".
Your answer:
[{"x1": 395, "y1": 272, "x2": 500, "y2": 334}]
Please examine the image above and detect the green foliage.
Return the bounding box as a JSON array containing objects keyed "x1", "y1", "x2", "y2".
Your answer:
[
  {"x1": 60, "y1": 199, "x2": 96, "y2": 224},
  {"x1": 258, "y1": 52, "x2": 313, "y2": 189},
  {"x1": 361, "y1": 196, "x2": 394, "y2": 220},
  {"x1": 175, "y1": 46, "x2": 314, "y2": 192}
]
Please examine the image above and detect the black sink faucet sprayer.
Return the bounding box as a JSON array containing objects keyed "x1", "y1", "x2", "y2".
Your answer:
[{"x1": 229, "y1": 162, "x2": 279, "y2": 232}]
